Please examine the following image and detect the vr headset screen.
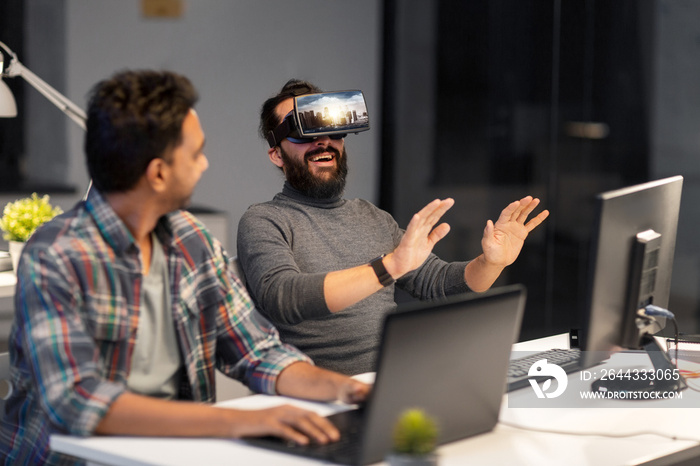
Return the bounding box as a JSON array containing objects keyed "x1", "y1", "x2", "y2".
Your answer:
[{"x1": 267, "y1": 90, "x2": 370, "y2": 147}]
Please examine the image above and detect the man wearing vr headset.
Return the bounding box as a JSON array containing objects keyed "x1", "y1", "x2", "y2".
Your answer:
[{"x1": 237, "y1": 79, "x2": 549, "y2": 376}]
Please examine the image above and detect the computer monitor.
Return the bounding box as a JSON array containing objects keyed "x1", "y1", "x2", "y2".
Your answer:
[{"x1": 580, "y1": 175, "x2": 684, "y2": 388}]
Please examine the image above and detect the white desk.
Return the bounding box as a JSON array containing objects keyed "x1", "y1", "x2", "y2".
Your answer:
[{"x1": 50, "y1": 335, "x2": 700, "y2": 466}]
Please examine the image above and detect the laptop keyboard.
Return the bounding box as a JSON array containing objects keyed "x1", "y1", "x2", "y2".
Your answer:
[
  {"x1": 507, "y1": 348, "x2": 581, "y2": 391},
  {"x1": 243, "y1": 407, "x2": 365, "y2": 465}
]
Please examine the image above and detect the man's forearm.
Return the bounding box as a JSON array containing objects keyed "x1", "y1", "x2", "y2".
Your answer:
[
  {"x1": 276, "y1": 361, "x2": 370, "y2": 404},
  {"x1": 464, "y1": 254, "x2": 505, "y2": 292},
  {"x1": 323, "y1": 263, "x2": 387, "y2": 313},
  {"x1": 95, "y1": 388, "x2": 361, "y2": 444},
  {"x1": 95, "y1": 392, "x2": 236, "y2": 438}
]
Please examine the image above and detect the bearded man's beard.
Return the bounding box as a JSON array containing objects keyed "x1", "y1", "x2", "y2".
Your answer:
[{"x1": 280, "y1": 145, "x2": 348, "y2": 199}]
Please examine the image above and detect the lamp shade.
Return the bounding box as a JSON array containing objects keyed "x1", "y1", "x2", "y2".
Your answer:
[{"x1": 0, "y1": 78, "x2": 17, "y2": 117}]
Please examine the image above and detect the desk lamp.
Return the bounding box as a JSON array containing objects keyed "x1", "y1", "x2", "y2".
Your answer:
[
  {"x1": 0, "y1": 40, "x2": 90, "y2": 197},
  {"x1": 0, "y1": 40, "x2": 86, "y2": 128}
]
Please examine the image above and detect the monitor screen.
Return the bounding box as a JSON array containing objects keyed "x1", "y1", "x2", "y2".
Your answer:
[{"x1": 581, "y1": 175, "x2": 683, "y2": 363}]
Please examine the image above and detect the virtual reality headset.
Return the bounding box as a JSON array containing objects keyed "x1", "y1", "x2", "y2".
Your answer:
[{"x1": 266, "y1": 89, "x2": 370, "y2": 148}]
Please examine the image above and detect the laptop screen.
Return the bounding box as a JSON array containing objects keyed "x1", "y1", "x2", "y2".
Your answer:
[{"x1": 356, "y1": 285, "x2": 525, "y2": 464}]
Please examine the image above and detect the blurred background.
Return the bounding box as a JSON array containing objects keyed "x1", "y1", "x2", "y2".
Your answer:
[{"x1": 1, "y1": 0, "x2": 699, "y2": 343}]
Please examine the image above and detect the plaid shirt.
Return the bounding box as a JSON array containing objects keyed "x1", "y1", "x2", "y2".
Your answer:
[{"x1": 0, "y1": 189, "x2": 309, "y2": 465}]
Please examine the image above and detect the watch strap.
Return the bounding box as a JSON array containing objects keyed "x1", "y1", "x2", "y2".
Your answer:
[{"x1": 370, "y1": 254, "x2": 395, "y2": 287}]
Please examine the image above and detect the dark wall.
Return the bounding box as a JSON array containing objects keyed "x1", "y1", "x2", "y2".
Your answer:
[
  {"x1": 0, "y1": 0, "x2": 25, "y2": 190},
  {"x1": 384, "y1": 0, "x2": 665, "y2": 341}
]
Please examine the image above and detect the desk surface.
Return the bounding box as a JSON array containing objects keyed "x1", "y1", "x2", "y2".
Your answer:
[{"x1": 50, "y1": 334, "x2": 700, "y2": 466}]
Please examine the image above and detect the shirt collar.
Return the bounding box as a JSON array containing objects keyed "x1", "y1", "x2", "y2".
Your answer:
[{"x1": 85, "y1": 188, "x2": 174, "y2": 254}]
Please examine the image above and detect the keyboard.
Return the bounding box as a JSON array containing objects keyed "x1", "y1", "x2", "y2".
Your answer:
[{"x1": 507, "y1": 348, "x2": 581, "y2": 392}]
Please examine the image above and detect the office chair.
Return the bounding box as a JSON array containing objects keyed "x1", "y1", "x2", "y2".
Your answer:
[{"x1": 0, "y1": 352, "x2": 12, "y2": 418}]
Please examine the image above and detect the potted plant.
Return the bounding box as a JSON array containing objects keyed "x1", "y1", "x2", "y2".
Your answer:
[
  {"x1": 0, "y1": 193, "x2": 63, "y2": 273},
  {"x1": 387, "y1": 408, "x2": 439, "y2": 466}
]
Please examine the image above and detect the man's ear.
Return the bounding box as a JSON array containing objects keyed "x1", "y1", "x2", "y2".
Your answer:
[
  {"x1": 145, "y1": 157, "x2": 168, "y2": 193},
  {"x1": 268, "y1": 146, "x2": 284, "y2": 168}
]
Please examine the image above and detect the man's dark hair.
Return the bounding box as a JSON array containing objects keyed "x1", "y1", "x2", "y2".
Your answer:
[
  {"x1": 259, "y1": 79, "x2": 322, "y2": 142},
  {"x1": 85, "y1": 70, "x2": 198, "y2": 193}
]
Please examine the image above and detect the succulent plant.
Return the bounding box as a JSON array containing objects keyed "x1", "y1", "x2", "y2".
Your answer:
[
  {"x1": 0, "y1": 193, "x2": 63, "y2": 242},
  {"x1": 392, "y1": 408, "x2": 438, "y2": 456}
]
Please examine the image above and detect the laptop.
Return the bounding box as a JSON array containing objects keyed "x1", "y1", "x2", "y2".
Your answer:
[{"x1": 244, "y1": 284, "x2": 526, "y2": 465}]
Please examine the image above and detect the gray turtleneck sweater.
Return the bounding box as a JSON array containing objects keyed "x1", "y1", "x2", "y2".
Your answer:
[{"x1": 237, "y1": 183, "x2": 470, "y2": 375}]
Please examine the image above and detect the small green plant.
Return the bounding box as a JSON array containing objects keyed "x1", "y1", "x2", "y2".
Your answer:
[
  {"x1": 0, "y1": 193, "x2": 63, "y2": 242},
  {"x1": 392, "y1": 408, "x2": 438, "y2": 456}
]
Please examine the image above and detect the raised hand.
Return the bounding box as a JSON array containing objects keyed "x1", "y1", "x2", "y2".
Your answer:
[
  {"x1": 323, "y1": 198, "x2": 455, "y2": 312},
  {"x1": 481, "y1": 196, "x2": 549, "y2": 268},
  {"x1": 384, "y1": 198, "x2": 455, "y2": 279}
]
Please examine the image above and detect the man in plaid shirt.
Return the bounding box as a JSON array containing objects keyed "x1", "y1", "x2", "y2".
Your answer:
[{"x1": 0, "y1": 70, "x2": 369, "y2": 465}]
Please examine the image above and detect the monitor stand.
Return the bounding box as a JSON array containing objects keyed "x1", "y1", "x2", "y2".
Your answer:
[{"x1": 590, "y1": 335, "x2": 687, "y2": 395}]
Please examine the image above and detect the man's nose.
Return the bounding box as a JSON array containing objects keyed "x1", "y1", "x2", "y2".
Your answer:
[{"x1": 313, "y1": 135, "x2": 332, "y2": 146}]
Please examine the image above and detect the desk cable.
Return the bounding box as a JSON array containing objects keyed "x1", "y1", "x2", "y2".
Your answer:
[
  {"x1": 498, "y1": 420, "x2": 700, "y2": 444},
  {"x1": 646, "y1": 305, "x2": 700, "y2": 393},
  {"x1": 643, "y1": 304, "x2": 679, "y2": 362}
]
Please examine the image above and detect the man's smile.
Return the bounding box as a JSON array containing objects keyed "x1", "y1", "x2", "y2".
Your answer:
[
  {"x1": 308, "y1": 152, "x2": 335, "y2": 164},
  {"x1": 306, "y1": 148, "x2": 339, "y2": 166}
]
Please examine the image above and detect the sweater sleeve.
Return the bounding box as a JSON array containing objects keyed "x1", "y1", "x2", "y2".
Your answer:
[
  {"x1": 398, "y1": 255, "x2": 472, "y2": 299},
  {"x1": 237, "y1": 205, "x2": 331, "y2": 325},
  {"x1": 389, "y1": 219, "x2": 472, "y2": 299}
]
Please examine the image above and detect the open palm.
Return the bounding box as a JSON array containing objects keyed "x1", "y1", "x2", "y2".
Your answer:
[
  {"x1": 391, "y1": 198, "x2": 455, "y2": 277},
  {"x1": 481, "y1": 196, "x2": 549, "y2": 267}
]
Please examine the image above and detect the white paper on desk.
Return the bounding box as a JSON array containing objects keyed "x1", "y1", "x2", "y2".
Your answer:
[
  {"x1": 667, "y1": 340, "x2": 700, "y2": 364},
  {"x1": 215, "y1": 373, "x2": 374, "y2": 417},
  {"x1": 352, "y1": 372, "x2": 375, "y2": 384},
  {"x1": 216, "y1": 394, "x2": 356, "y2": 417}
]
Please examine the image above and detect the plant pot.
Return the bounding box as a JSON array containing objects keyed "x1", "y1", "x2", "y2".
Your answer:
[
  {"x1": 386, "y1": 452, "x2": 439, "y2": 466},
  {"x1": 8, "y1": 240, "x2": 25, "y2": 275}
]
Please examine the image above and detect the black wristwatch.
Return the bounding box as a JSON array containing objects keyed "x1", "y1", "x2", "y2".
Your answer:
[{"x1": 370, "y1": 254, "x2": 395, "y2": 287}]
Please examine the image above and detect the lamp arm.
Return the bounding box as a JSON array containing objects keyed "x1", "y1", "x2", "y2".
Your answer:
[
  {"x1": 5, "y1": 60, "x2": 86, "y2": 130},
  {"x1": 0, "y1": 41, "x2": 86, "y2": 130},
  {"x1": 0, "y1": 41, "x2": 91, "y2": 199}
]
